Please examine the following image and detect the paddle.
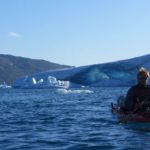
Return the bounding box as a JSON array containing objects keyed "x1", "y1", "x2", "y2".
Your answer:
[{"x1": 111, "y1": 102, "x2": 133, "y2": 124}]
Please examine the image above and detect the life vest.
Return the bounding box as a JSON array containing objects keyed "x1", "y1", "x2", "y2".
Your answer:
[
  {"x1": 124, "y1": 84, "x2": 150, "y2": 112},
  {"x1": 133, "y1": 84, "x2": 150, "y2": 99}
]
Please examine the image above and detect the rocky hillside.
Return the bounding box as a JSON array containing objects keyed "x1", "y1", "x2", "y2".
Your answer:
[{"x1": 0, "y1": 54, "x2": 71, "y2": 85}]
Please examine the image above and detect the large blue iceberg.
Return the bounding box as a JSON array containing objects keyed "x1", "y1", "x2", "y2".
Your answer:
[{"x1": 13, "y1": 54, "x2": 150, "y2": 88}]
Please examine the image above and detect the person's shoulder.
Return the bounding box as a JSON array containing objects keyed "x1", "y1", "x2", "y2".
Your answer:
[
  {"x1": 130, "y1": 85, "x2": 138, "y2": 89},
  {"x1": 127, "y1": 85, "x2": 138, "y2": 92}
]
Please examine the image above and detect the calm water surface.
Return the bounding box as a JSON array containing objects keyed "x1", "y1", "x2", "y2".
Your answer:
[{"x1": 0, "y1": 87, "x2": 150, "y2": 150}]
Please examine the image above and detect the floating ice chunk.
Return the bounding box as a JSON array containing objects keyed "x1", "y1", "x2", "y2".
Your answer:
[
  {"x1": 45, "y1": 76, "x2": 70, "y2": 88},
  {"x1": 0, "y1": 82, "x2": 12, "y2": 89},
  {"x1": 48, "y1": 76, "x2": 57, "y2": 84},
  {"x1": 57, "y1": 89, "x2": 94, "y2": 94},
  {"x1": 37, "y1": 78, "x2": 44, "y2": 84},
  {"x1": 14, "y1": 75, "x2": 70, "y2": 89},
  {"x1": 32, "y1": 78, "x2": 37, "y2": 84}
]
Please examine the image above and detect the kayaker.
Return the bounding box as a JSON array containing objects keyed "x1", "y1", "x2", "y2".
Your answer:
[{"x1": 123, "y1": 67, "x2": 150, "y2": 113}]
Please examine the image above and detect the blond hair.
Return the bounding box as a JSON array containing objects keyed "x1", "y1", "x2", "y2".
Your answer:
[{"x1": 137, "y1": 67, "x2": 149, "y2": 79}]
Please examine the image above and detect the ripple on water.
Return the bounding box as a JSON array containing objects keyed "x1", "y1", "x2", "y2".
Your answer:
[{"x1": 1, "y1": 88, "x2": 150, "y2": 150}]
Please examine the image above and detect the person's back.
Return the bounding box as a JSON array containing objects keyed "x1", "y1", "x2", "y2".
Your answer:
[{"x1": 123, "y1": 67, "x2": 150, "y2": 112}]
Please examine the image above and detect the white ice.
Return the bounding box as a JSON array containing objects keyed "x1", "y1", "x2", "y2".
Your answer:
[{"x1": 56, "y1": 88, "x2": 94, "y2": 94}]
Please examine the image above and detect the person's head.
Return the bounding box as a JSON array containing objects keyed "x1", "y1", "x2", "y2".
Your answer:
[{"x1": 137, "y1": 67, "x2": 149, "y2": 85}]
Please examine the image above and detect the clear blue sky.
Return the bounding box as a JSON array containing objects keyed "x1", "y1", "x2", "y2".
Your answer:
[{"x1": 0, "y1": 0, "x2": 150, "y2": 66}]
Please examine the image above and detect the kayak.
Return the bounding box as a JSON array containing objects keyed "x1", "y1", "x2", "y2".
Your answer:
[{"x1": 111, "y1": 103, "x2": 150, "y2": 123}]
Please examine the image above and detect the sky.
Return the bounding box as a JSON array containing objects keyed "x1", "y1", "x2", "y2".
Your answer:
[{"x1": 0, "y1": 0, "x2": 150, "y2": 66}]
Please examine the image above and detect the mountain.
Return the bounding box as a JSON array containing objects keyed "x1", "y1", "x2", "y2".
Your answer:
[
  {"x1": 0, "y1": 54, "x2": 71, "y2": 85},
  {"x1": 13, "y1": 54, "x2": 150, "y2": 88}
]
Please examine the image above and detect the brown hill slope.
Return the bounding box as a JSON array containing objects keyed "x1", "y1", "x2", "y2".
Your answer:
[{"x1": 0, "y1": 54, "x2": 71, "y2": 85}]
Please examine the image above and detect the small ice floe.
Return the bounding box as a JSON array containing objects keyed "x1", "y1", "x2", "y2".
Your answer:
[
  {"x1": 0, "y1": 82, "x2": 12, "y2": 89},
  {"x1": 56, "y1": 89, "x2": 94, "y2": 94}
]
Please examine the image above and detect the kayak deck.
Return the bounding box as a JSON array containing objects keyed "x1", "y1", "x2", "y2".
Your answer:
[{"x1": 111, "y1": 103, "x2": 150, "y2": 122}]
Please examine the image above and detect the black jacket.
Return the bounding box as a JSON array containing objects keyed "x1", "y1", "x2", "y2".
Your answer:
[{"x1": 124, "y1": 84, "x2": 150, "y2": 111}]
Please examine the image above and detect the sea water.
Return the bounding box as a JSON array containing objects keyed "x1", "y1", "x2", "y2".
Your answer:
[{"x1": 0, "y1": 87, "x2": 150, "y2": 150}]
